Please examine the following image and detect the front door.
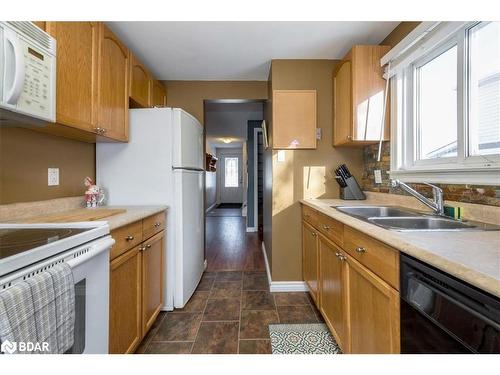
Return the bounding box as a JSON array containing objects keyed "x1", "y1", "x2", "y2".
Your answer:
[{"x1": 220, "y1": 153, "x2": 243, "y2": 203}]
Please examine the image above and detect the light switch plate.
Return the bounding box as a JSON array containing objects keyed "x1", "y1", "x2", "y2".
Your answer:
[
  {"x1": 48, "y1": 168, "x2": 59, "y2": 186},
  {"x1": 374, "y1": 169, "x2": 382, "y2": 184}
]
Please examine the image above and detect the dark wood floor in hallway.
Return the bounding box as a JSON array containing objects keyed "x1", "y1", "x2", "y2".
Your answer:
[{"x1": 205, "y1": 214, "x2": 265, "y2": 272}]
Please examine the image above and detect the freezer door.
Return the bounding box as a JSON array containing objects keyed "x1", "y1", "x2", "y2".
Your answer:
[
  {"x1": 173, "y1": 169, "x2": 205, "y2": 307},
  {"x1": 172, "y1": 109, "x2": 203, "y2": 170}
]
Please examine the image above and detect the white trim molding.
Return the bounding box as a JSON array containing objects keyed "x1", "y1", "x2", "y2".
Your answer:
[
  {"x1": 260, "y1": 241, "x2": 308, "y2": 293},
  {"x1": 246, "y1": 227, "x2": 257, "y2": 232}
]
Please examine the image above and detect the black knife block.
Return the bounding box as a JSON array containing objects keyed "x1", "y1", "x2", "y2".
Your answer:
[{"x1": 340, "y1": 176, "x2": 366, "y2": 200}]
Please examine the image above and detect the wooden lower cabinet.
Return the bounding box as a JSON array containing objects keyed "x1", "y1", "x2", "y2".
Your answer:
[
  {"x1": 109, "y1": 214, "x2": 166, "y2": 354},
  {"x1": 346, "y1": 256, "x2": 400, "y2": 354},
  {"x1": 109, "y1": 246, "x2": 142, "y2": 354},
  {"x1": 301, "y1": 204, "x2": 401, "y2": 354},
  {"x1": 318, "y1": 234, "x2": 348, "y2": 351},
  {"x1": 302, "y1": 222, "x2": 319, "y2": 304},
  {"x1": 141, "y1": 232, "x2": 165, "y2": 334}
]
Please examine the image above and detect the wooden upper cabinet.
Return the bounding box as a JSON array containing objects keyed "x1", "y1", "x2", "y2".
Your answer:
[
  {"x1": 150, "y1": 80, "x2": 167, "y2": 107},
  {"x1": 318, "y1": 234, "x2": 349, "y2": 352},
  {"x1": 333, "y1": 45, "x2": 391, "y2": 146},
  {"x1": 97, "y1": 24, "x2": 129, "y2": 141},
  {"x1": 46, "y1": 22, "x2": 99, "y2": 133},
  {"x1": 347, "y1": 256, "x2": 400, "y2": 354},
  {"x1": 32, "y1": 21, "x2": 46, "y2": 31},
  {"x1": 141, "y1": 231, "x2": 165, "y2": 334},
  {"x1": 302, "y1": 222, "x2": 319, "y2": 305},
  {"x1": 272, "y1": 90, "x2": 317, "y2": 149},
  {"x1": 129, "y1": 53, "x2": 151, "y2": 108}
]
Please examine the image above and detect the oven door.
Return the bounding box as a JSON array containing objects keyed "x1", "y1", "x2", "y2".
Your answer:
[{"x1": 66, "y1": 236, "x2": 113, "y2": 354}]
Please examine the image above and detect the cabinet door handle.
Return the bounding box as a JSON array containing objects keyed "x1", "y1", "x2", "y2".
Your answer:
[
  {"x1": 125, "y1": 235, "x2": 134, "y2": 241},
  {"x1": 154, "y1": 222, "x2": 161, "y2": 228},
  {"x1": 145, "y1": 244, "x2": 152, "y2": 249},
  {"x1": 311, "y1": 232, "x2": 317, "y2": 237},
  {"x1": 139, "y1": 246, "x2": 145, "y2": 252},
  {"x1": 355, "y1": 246, "x2": 366, "y2": 254},
  {"x1": 335, "y1": 252, "x2": 346, "y2": 262},
  {"x1": 323, "y1": 225, "x2": 330, "y2": 230}
]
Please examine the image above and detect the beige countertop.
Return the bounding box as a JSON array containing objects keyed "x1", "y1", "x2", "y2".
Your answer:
[
  {"x1": 301, "y1": 198, "x2": 500, "y2": 298},
  {"x1": 2, "y1": 198, "x2": 167, "y2": 231}
]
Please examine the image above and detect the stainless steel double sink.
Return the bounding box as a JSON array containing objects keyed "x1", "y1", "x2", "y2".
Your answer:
[{"x1": 334, "y1": 205, "x2": 498, "y2": 231}]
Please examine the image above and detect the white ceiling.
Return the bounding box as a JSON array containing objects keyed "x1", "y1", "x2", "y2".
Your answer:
[
  {"x1": 205, "y1": 101, "x2": 264, "y2": 151},
  {"x1": 107, "y1": 21, "x2": 398, "y2": 80}
]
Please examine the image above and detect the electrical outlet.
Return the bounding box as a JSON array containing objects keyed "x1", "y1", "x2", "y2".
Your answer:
[
  {"x1": 277, "y1": 150, "x2": 286, "y2": 162},
  {"x1": 374, "y1": 169, "x2": 382, "y2": 184},
  {"x1": 316, "y1": 128, "x2": 322, "y2": 140},
  {"x1": 48, "y1": 168, "x2": 59, "y2": 186}
]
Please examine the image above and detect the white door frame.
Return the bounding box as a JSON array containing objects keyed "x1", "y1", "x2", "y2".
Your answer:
[
  {"x1": 253, "y1": 128, "x2": 263, "y2": 229},
  {"x1": 217, "y1": 148, "x2": 243, "y2": 204}
]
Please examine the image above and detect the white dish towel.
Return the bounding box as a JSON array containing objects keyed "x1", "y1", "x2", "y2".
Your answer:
[{"x1": 0, "y1": 263, "x2": 75, "y2": 354}]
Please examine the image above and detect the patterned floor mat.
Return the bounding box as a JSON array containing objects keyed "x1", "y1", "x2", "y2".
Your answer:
[{"x1": 269, "y1": 323, "x2": 341, "y2": 354}]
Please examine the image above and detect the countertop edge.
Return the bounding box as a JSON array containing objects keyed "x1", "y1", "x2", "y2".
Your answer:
[
  {"x1": 300, "y1": 199, "x2": 500, "y2": 298},
  {"x1": 104, "y1": 206, "x2": 168, "y2": 231}
]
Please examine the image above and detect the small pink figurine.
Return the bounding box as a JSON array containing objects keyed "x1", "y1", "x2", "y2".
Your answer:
[{"x1": 84, "y1": 177, "x2": 105, "y2": 208}]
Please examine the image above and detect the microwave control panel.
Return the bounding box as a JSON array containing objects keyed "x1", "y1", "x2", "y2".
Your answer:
[{"x1": 16, "y1": 37, "x2": 54, "y2": 120}]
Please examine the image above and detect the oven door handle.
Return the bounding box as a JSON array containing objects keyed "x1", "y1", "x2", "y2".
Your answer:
[{"x1": 66, "y1": 237, "x2": 115, "y2": 269}]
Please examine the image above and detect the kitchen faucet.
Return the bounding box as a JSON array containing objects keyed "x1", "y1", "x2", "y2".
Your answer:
[{"x1": 390, "y1": 179, "x2": 445, "y2": 216}]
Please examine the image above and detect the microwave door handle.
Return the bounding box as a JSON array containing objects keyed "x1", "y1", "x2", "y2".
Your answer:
[{"x1": 3, "y1": 30, "x2": 25, "y2": 105}]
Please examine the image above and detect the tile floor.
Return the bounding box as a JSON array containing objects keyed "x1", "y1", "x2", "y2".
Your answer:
[{"x1": 135, "y1": 270, "x2": 324, "y2": 354}]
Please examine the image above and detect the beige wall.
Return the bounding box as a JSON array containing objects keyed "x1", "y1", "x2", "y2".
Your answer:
[
  {"x1": 381, "y1": 21, "x2": 420, "y2": 47},
  {"x1": 268, "y1": 60, "x2": 365, "y2": 281},
  {"x1": 163, "y1": 80, "x2": 268, "y2": 124},
  {"x1": 0, "y1": 128, "x2": 95, "y2": 204}
]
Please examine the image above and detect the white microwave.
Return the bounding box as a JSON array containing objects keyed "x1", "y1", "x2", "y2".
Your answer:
[{"x1": 0, "y1": 21, "x2": 56, "y2": 126}]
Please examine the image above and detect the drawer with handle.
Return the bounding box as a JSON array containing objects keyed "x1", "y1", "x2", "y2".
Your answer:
[
  {"x1": 143, "y1": 212, "x2": 166, "y2": 239},
  {"x1": 110, "y1": 220, "x2": 143, "y2": 260},
  {"x1": 343, "y1": 226, "x2": 399, "y2": 290},
  {"x1": 317, "y1": 213, "x2": 343, "y2": 247},
  {"x1": 302, "y1": 204, "x2": 319, "y2": 227}
]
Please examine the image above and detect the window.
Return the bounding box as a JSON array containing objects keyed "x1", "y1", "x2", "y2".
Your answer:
[
  {"x1": 415, "y1": 44, "x2": 458, "y2": 160},
  {"x1": 224, "y1": 157, "x2": 239, "y2": 187},
  {"x1": 390, "y1": 22, "x2": 500, "y2": 184},
  {"x1": 468, "y1": 22, "x2": 500, "y2": 157}
]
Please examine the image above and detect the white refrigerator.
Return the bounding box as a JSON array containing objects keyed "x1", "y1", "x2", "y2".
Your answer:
[{"x1": 96, "y1": 108, "x2": 205, "y2": 310}]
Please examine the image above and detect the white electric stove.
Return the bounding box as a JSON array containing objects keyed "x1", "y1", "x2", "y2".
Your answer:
[{"x1": 0, "y1": 222, "x2": 115, "y2": 354}]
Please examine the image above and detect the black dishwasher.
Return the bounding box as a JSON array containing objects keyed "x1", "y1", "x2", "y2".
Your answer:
[{"x1": 400, "y1": 254, "x2": 500, "y2": 353}]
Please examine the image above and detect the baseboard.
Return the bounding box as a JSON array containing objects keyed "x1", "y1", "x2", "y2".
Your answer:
[
  {"x1": 269, "y1": 281, "x2": 308, "y2": 292},
  {"x1": 205, "y1": 203, "x2": 217, "y2": 213},
  {"x1": 246, "y1": 227, "x2": 257, "y2": 232},
  {"x1": 260, "y1": 241, "x2": 308, "y2": 293}
]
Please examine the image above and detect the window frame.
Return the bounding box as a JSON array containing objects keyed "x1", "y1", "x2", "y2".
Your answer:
[{"x1": 390, "y1": 21, "x2": 500, "y2": 185}]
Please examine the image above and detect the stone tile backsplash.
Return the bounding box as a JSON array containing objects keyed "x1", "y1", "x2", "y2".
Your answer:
[{"x1": 362, "y1": 142, "x2": 500, "y2": 207}]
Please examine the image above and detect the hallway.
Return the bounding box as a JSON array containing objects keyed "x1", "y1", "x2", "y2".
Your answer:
[{"x1": 205, "y1": 214, "x2": 265, "y2": 272}]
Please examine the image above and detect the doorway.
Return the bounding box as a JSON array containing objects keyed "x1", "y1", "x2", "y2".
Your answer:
[
  {"x1": 218, "y1": 149, "x2": 243, "y2": 204},
  {"x1": 203, "y1": 99, "x2": 266, "y2": 271}
]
